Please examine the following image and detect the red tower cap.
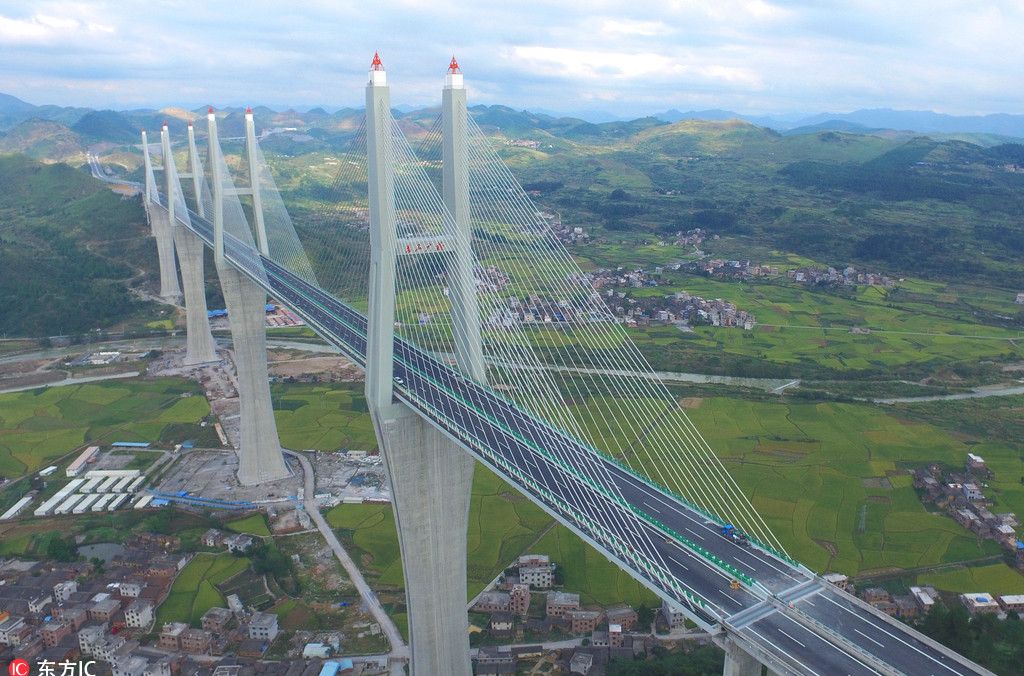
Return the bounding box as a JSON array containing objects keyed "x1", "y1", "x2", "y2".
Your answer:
[
  {"x1": 371, "y1": 51, "x2": 384, "y2": 71},
  {"x1": 448, "y1": 56, "x2": 460, "y2": 74},
  {"x1": 162, "y1": 120, "x2": 168, "y2": 128},
  {"x1": 245, "y1": 106, "x2": 252, "y2": 114},
  {"x1": 187, "y1": 120, "x2": 193, "y2": 127},
  {"x1": 208, "y1": 106, "x2": 215, "y2": 114}
]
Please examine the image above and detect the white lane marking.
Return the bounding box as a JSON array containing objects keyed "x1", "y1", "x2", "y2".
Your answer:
[
  {"x1": 778, "y1": 628, "x2": 806, "y2": 648},
  {"x1": 821, "y1": 594, "x2": 965, "y2": 675},
  {"x1": 745, "y1": 627, "x2": 823, "y2": 676},
  {"x1": 684, "y1": 527, "x2": 706, "y2": 540},
  {"x1": 855, "y1": 628, "x2": 885, "y2": 648},
  {"x1": 773, "y1": 618, "x2": 884, "y2": 676},
  {"x1": 734, "y1": 553, "x2": 762, "y2": 569},
  {"x1": 667, "y1": 554, "x2": 689, "y2": 571},
  {"x1": 717, "y1": 589, "x2": 744, "y2": 606},
  {"x1": 642, "y1": 500, "x2": 662, "y2": 514},
  {"x1": 663, "y1": 538, "x2": 735, "y2": 584},
  {"x1": 619, "y1": 473, "x2": 801, "y2": 580}
]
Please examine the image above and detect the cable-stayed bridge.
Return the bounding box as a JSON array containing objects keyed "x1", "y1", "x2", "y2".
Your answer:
[{"x1": 134, "y1": 56, "x2": 990, "y2": 676}]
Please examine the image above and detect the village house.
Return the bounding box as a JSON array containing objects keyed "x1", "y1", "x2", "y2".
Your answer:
[
  {"x1": 473, "y1": 591, "x2": 511, "y2": 614},
  {"x1": 546, "y1": 591, "x2": 581, "y2": 618}
]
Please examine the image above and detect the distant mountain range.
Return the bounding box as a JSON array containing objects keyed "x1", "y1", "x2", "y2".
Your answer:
[
  {"x1": 651, "y1": 107, "x2": 1024, "y2": 139},
  {"x1": 1, "y1": 91, "x2": 1022, "y2": 161}
]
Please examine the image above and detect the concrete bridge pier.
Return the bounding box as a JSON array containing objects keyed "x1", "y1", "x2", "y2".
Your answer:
[
  {"x1": 153, "y1": 212, "x2": 182, "y2": 301},
  {"x1": 203, "y1": 108, "x2": 289, "y2": 486},
  {"x1": 372, "y1": 404, "x2": 474, "y2": 675},
  {"x1": 161, "y1": 123, "x2": 217, "y2": 366},
  {"x1": 218, "y1": 263, "x2": 289, "y2": 485},
  {"x1": 141, "y1": 129, "x2": 182, "y2": 301},
  {"x1": 722, "y1": 637, "x2": 764, "y2": 676},
  {"x1": 173, "y1": 228, "x2": 217, "y2": 365}
]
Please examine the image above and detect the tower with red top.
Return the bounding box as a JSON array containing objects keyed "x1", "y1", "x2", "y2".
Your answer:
[{"x1": 363, "y1": 53, "x2": 474, "y2": 675}]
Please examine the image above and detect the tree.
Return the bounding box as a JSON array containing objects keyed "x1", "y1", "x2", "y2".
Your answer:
[
  {"x1": 637, "y1": 603, "x2": 655, "y2": 629},
  {"x1": 46, "y1": 535, "x2": 78, "y2": 562}
]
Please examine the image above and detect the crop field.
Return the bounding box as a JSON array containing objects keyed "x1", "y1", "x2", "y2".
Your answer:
[
  {"x1": 918, "y1": 563, "x2": 1024, "y2": 596},
  {"x1": 626, "y1": 272, "x2": 1024, "y2": 376},
  {"x1": 0, "y1": 378, "x2": 209, "y2": 477},
  {"x1": 621, "y1": 395, "x2": 1024, "y2": 585},
  {"x1": 271, "y1": 382, "x2": 376, "y2": 451},
  {"x1": 155, "y1": 553, "x2": 249, "y2": 626},
  {"x1": 325, "y1": 501, "x2": 404, "y2": 589},
  {"x1": 225, "y1": 514, "x2": 271, "y2": 537}
]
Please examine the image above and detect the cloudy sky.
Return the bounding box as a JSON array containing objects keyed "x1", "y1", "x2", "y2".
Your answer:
[{"x1": 0, "y1": 0, "x2": 1021, "y2": 117}]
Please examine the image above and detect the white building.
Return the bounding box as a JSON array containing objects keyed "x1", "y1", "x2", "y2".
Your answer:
[
  {"x1": 661, "y1": 599, "x2": 688, "y2": 629},
  {"x1": 0, "y1": 616, "x2": 29, "y2": 646},
  {"x1": 78, "y1": 625, "x2": 106, "y2": 656},
  {"x1": 125, "y1": 599, "x2": 154, "y2": 629},
  {"x1": 910, "y1": 586, "x2": 938, "y2": 612},
  {"x1": 54, "y1": 580, "x2": 78, "y2": 603},
  {"x1": 248, "y1": 612, "x2": 278, "y2": 642},
  {"x1": 961, "y1": 483, "x2": 984, "y2": 501}
]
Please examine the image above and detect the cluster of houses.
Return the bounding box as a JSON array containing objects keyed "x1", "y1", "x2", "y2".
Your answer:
[
  {"x1": 673, "y1": 228, "x2": 708, "y2": 248},
  {"x1": 688, "y1": 259, "x2": 780, "y2": 279},
  {"x1": 821, "y1": 575, "x2": 1024, "y2": 623},
  {"x1": 599, "y1": 288, "x2": 755, "y2": 330},
  {"x1": 655, "y1": 291, "x2": 754, "y2": 330},
  {"x1": 1015, "y1": 292, "x2": 1024, "y2": 305},
  {"x1": 0, "y1": 536, "x2": 189, "y2": 675},
  {"x1": 587, "y1": 267, "x2": 663, "y2": 291},
  {"x1": 912, "y1": 453, "x2": 1024, "y2": 569},
  {"x1": 0, "y1": 546, "x2": 358, "y2": 676},
  {"x1": 484, "y1": 294, "x2": 606, "y2": 328},
  {"x1": 469, "y1": 554, "x2": 644, "y2": 654},
  {"x1": 506, "y1": 138, "x2": 541, "y2": 150},
  {"x1": 474, "y1": 266, "x2": 511, "y2": 294},
  {"x1": 786, "y1": 265, "x2": 895, "y2": 288},
  {"x1": 538, "y1": 211, "x2": 592, "y2": 246},
  {"x1": 685, "y1": 259, "x2": 897, "y2": 291}
]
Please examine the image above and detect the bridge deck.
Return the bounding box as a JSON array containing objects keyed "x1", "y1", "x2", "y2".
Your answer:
[{"x1": 160, "y1": 201, "x2": 987, "y2": 676}]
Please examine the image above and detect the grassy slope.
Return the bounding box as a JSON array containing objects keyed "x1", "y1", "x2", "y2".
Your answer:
[{"x1": 0, "y1": 378, "x2": 209, "y2": 478}]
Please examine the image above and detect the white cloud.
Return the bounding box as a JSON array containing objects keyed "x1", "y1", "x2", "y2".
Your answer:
[{"x1": 0, "y1": 0, "x2": 1019, "y2": 115}]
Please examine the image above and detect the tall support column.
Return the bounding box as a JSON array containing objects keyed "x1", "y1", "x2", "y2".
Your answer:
[
  {"x1": 365, "y1": 53, "x2": 397, "y2": 412},
  {"x1": 364, "y1": 53, "x2": 473, "y2": 676},
  {"x1": 141, "y1": 130, "x2": 181, "y2": 300},
  {"x1": 244, "y1": 108, "x2": 270, "y2": 256},
  {"x1": 162, "y1": 124, "x2": 217, "y2": 365},
  {"x1": 206, "y1": 109, "x2": 289, "y2": 486},
  {"x1": 187, "y1": 123, "x2": 206, "y2": 219},
  {"x1": 722, "y1": 638, "x2": 763, "y2": 676},
  {"x1": 140, "y1": 130, "x2": 156, "y2": 226},
  {"x1": 441, "y1": 58, "x2": 486, "y2": 383}
]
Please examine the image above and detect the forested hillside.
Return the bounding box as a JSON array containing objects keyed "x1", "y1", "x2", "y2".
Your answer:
[{"x1": 0, "y1": 155, "x2": 155, "y2": 336}]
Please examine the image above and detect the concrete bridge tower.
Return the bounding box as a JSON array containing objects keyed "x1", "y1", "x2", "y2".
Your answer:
[
  {"x1": 205, "y1": 108, "x2": 290, "y2": 486},
  {"x1": 160, "y1": 123, "x2": 217, "y2": 365},
  {"x1": 364, "y1": 53, "x2": 475, "y2": 676},
  {"x1": 140, "y1": 131, "x2": 182, "y2": 300}
]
